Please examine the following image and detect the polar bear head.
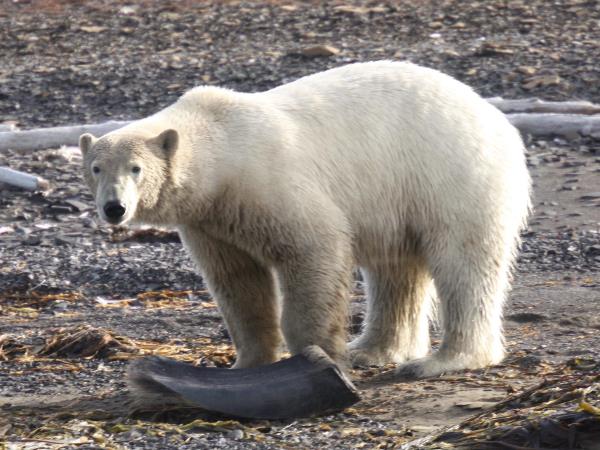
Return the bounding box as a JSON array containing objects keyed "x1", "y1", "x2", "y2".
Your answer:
[{"x1": 79, "y1": 129, "x2": 178, "y2": 225}]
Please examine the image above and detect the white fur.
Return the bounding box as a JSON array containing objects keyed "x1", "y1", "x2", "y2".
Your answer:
[{"x1": 81, "y1": 61, "x2": 531, "y2": 377}]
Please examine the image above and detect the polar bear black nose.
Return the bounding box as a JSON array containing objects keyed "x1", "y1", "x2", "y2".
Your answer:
[{"x1": 103, "y1": 201, "x2": 126, "y2": 220}]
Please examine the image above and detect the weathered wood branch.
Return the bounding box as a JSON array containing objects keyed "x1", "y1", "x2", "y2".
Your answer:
[
  {"x1": 0, "y1": 166, "x2": 49, "y2": 190},
  {"x1": 0, "y1": 124, "x2": 17, "y2": 132},
  {"x1": 0, "y1": 120, "x2": 131, "y2": 152},
  {"x1": 1, "y1": 99, "x2": 600, "y2": 154},
  {"x1": 487, "y1": 97, "x2": 600, "y2": 115},
  {"x1": 506, "y1": 113, "x2": 600, "y2": 139}
]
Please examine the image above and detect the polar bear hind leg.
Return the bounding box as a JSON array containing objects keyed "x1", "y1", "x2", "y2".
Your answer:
[
  {"x1": 349, "y1": 253, "x2": 434, "y2": 367},
  {"x1": 395, "y1": 231, "x2": 513, "y2": 378}
]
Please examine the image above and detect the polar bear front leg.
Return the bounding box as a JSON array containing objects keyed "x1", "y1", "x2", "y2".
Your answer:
[
  {"x1": 278, "y1": 239, "x2": 353, "y2": 370},
  {"x1": 179, "y1": 227, "x2": 283, "y2": 368}
]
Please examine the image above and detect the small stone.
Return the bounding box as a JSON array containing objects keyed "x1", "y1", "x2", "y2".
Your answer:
[
  {"x1": 298, "y1": 45, "x2": 340, "y2": 58},
  {"x1": 22, "y1": 235, "x2": 41, "y2": 246},
  {"x1": 119, "y1": 5, "x2": 138, "y2": 15},
  {"x1": 65, "y1": 199, "x2": 89, "y2": 212},
  {"x1": 475, "y1": 42, "x2": 514, "y2": 56},
  {"x1": 585, "y1": 245, "x2": 600, "y2": 256},
  {"x1": 522, "y1": 74, "x2": 561, "y2": 90},
  {"x1": 517, "y1": 65, "x2": 537, "y2": 75},
  {"x1": 15, "y1": 225, "x2": 31, "y2": 235},
  {"x1": 507, "y1": 312, "x2": 548, "y2": 323},
  {"x1": 49, "y1": 205, "x2": 74, "y2": 214},
  {"x1": 80, "y1": 26, "x2": 106, "y2": 33},
  {"x1": 369, "y1": 429, "x2": 387, "y2": 437},
  {"x1": 226, "y1": 429, "x2": 244, "y2": 440},
  {"x1": 55, "y1": 235, "x2": 77, "y2": 246},
  {"x1": 56, "y1": 146, "x2": 82, "y2": 162},
  {"x1": 53, "y1": 301, "x2": 69, "y2": 311},
  {"x1": 580, "y1": 193, "x2": 600, "y2": 200},
  {"x1": 120, "y1": 429, "x2": 143, "y2": 441},
  {"x1": 562, "y1": 160, "x2": 586, "y2": 168}
]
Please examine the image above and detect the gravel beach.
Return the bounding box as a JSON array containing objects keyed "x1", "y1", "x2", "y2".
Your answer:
[{"x1": 1, "y1": 1, "x2": 599, "y2": 448}]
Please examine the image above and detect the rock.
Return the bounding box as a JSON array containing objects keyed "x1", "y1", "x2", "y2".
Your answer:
[
  {"x1": 21, "y1": 235, "x2": 41, "y2": 246},
  {"x1": 516, "y1": 65, "x2": 537, "y2": 75},
  {"x1": 297, "y1": 45, "x2": 340, "y2": 58},
  {"x1": 506, "y1": 312, "x2": 548, "y2": 323},
  {"x1": 585, "y1": 245, "x2": 600, "y2": 256},
  {"x1": 119, "y1": 5, "x2": 138, "y2": 15},
  {"x1": 0, "y1": 225, "x2": 14, "y2": 234},
  {"x1": 562, "y1": 161, "x2": 586, "y2": 168},
  {"x1": 474, "y1": 42, "x2": 514, "y2": 56},
  {"x1": 79, "y1": 26, "x2": 107, "y2": 33},
  {"x1": 333, "y1": 5, "x2": 387, "y2": 14},
  {"x1": 55, "y1": 235, "x2": 77, "y2": 246},
  {"x1": 455, "y1": 401, "x2": 496, "y2": 410},
  {"x1": 514, "y1": 355, "x2": 545, "y2": 369},
  {"x1": 56, "y1": 146, "x2": 82, "y2": 162},
  {"x1": 0, "y1": 123, "x2": 17, "y2": 132},
  {"x1": 64, "y1": 199, "x2": 89, "y2": 212},
  {"x1": 226, "y1": 429, "x2": 244, "y2": 440},
  {"x1": 522, "y1": 74, "x2": 561, "y2": 90},
  {"x1": 580, "y1": 193, "x2": 600, "y2": 200},
  {"x1": 49, "y1": 205, "x2": 73, "y2": 215}
]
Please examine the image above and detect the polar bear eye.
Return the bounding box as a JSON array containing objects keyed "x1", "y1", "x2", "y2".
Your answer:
[
  {"x1": 132, "y1": 166, "x2": 141, "y2": 174},
  {"x1": 92, "y1": 166, "x2": 100, "y2": 174}
]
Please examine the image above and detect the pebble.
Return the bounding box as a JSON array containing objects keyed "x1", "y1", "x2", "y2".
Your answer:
[
  {"x1": 580, "y1": 193, "x2": 600, "y2": 200},
  {"x1": 21, "y1": 235, "x2": 41, "y2": 245},
  {"x1": 297, "y1": 45, "x2": 341, "y2": 57},
  {"x1": 226, "y1": 430, "x2": 244, "y2": 440},
  {"x1": 65, "y1": 199, "x2": 89, "y2": 212},
  {"x1": 49, "y1": 205, "x2": 73, "y2": 214}
]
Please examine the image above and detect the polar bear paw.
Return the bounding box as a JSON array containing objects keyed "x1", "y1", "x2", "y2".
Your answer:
[
  {"x1": 394, "y1": 356, "x2": 448, "y2": 379},
  {"x1": 349, "y1": 347, "x2": 391, "y2": 367},
  {"x1": 348, "y1": 339, "x2": 405, "y2": 367},
  {"x1": 394, "y1": 351, "x2": 501, "y2": 379}
]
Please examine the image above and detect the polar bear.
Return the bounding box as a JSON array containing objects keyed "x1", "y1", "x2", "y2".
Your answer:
[{"x1": 80, "y1": 61, "x2": 530, "y2": 378}]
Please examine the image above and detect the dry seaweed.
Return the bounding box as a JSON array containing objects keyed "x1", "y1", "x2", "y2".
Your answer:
[
  {"x1": 402, "y1": 367, "x2": 600, "y2": 449},
  {"x1": 37, "y1": 325, "x2": 139, "y2": 359}
]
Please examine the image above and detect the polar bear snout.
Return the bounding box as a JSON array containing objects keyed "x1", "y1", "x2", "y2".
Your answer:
[
  {"x1": 92, "y1": 170, "x2": 140, "y2": 225},
  {"x1": 103, "y1": 200, "x2": 127, "y2": 223}
]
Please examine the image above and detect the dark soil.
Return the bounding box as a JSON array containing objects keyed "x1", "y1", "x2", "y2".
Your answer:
[{"x1": 1, "y1": 1, "x2": 599, "y2": 449}]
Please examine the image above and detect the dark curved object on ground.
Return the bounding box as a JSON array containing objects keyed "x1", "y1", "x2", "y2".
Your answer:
[{"x1": 127, "y1": 345, "x2": 360, "y2": 419}]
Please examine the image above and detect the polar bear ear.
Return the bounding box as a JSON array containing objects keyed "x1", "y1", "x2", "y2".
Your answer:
[
  {"x1": 79, "y1": 133, "x2": 97, "y2": 157},
  {"x1": 152, "y1": 129, "x2": 179, "y2": 158}
]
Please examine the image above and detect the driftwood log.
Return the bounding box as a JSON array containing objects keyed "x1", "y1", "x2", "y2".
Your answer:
[
  {"x1": 487, "y1": 97, "x2": 600, "y2": 115},
  {"x1": 0, "y1": 98, "x2": 599, "y2": 190},
  {"x1": 0, "y1": 120, "x2": 130, "y2": 153},
  {"x1": 0, "y1": 99, "x2": 599, "y2": 154},
  {"x1": 127, "y1": 345, "x2": 360, "y2": 419},
  {"x1": 0, "y1": 124, "x2": 17, "y2": 132},
  {"x1": 0, "y1": 166, "x2": 49, "y2": 191},
  {"x1": 507, "y1": 113, "x2": 600, "y2": 139}
]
